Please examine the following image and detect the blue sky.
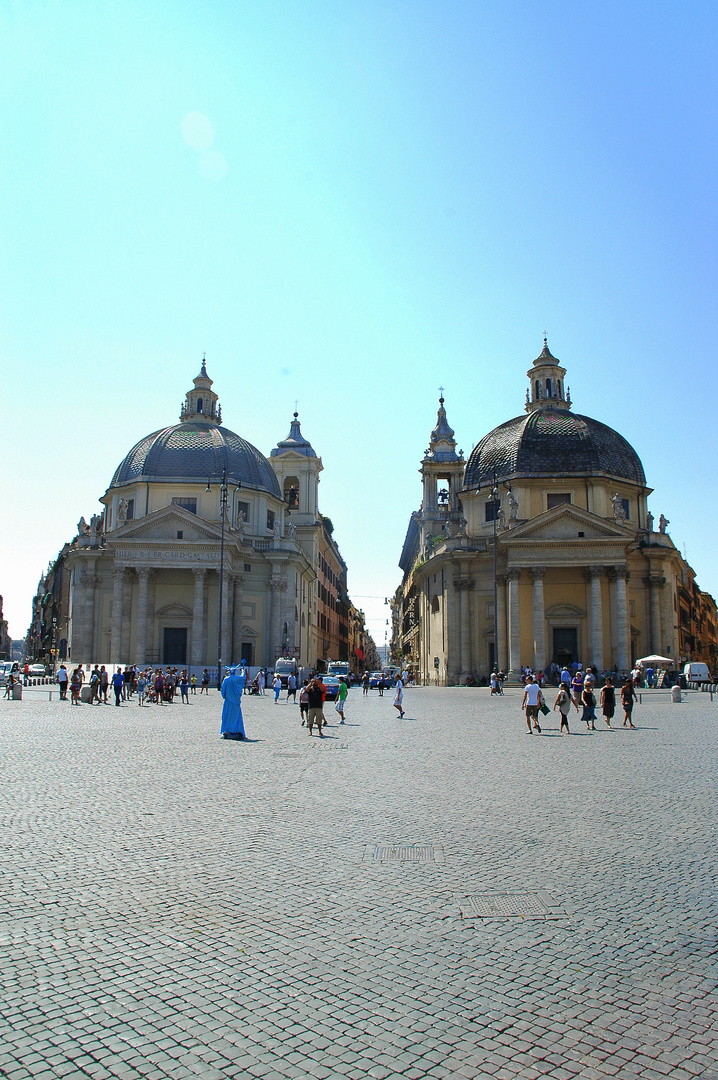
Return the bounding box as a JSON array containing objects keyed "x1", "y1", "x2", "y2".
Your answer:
[{"x1": 1, "y1": 0, "x2": 717, "y2": 644}]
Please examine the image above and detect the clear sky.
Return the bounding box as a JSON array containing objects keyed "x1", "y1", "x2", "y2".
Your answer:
[{"x1": 1, "y1": 1, "x2": 717, "y2": 647}]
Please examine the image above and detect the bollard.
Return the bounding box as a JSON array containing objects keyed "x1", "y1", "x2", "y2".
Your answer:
[
  {"x1": 671, "y1": 685, "x2": 682, "y2": 703},
  {"x1": 12, "y1": 683, "x2": 22, "y2": 700}
]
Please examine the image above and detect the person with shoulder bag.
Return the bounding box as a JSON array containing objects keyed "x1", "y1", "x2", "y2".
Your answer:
[
  {"x1": 521, "y1": 674, "x2": 543, "y2": 734},
  {"x1": 553, "y1": 681, "x2": 575, "y2": 734},
  {"x1": 581, "y1": 678, "x2": 597, "y2": 730}
]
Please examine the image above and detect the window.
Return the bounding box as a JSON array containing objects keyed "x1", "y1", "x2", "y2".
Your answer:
[
  {"x1": 126, "y1": 499, "x2": 134, "y2": 520},
  {"x1": 621, "y1": 498, "x2": 630, "y2": 519},
  {"x1": 547, "y1": 493, "x2": 571, "y2": 509},
  {"x1": 172, "y1": 497, "x2": 197, "y2": 514},
  {"x1": 266, "y1": 510, "x2": 275, "y2": 532},
  {"x1": 244, "y1": 563, "x2": 251, "y2": 573},
  {"x1": 176, "y1": 531, "x2": 183, "y2": 539},
  {"x1": 236, "y1": 501, "x2": 249, "y2": 525},
  {"x1": 485, "y1": 499, "x2": 501, "y2": 522},
  {"x1": 197, "y1": 397, "x2": 203, "y2": 413},
  {"x1": 431, "y1": 596, "x2": 440, "y2": 614}
]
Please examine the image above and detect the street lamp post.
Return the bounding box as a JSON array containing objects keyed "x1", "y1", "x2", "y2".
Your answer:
[{"x1": 206, "y1": 469, "x2": 241, "y2": 689}]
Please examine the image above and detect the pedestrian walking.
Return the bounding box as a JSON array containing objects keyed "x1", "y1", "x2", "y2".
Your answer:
[
  {"x1": 287, "y1": 672, "x2": 297, "y2": 702},
  {"x1": 70, "y1": 668, "x2": 82, "y2": 705},
  {"x1": 299, "y1": 680, "x2": 310, "y2": 725},
  {"x1": 257, "y1": 670, "x2": 266, "y2": 696},
  {"x1": 392, "y1": 675, "x2": 405, "y2": 718},
  {"x1": 100, "y1": 665, "x2": 109, "y2": 703},
  {"x1": 621, "y1": 678, "x2": 637, "y2": 727},
  {"x1": 179, "y1": 671, "x2": 189, "y2": 703},
  {"x1": 220, "y1": 665, "x2": 247, "y2": 740},
  {"x1": 155, "y1": 670, "x2": 166, "y2": 704},
  {"x1": 57, "y1": 664, "x2": 68, "y2": 700},
  {"x1": 378, "y1": 676, "x2": 385, "y2": 697},
  {"x1": 335, "y1": 677, "x2": 348, "y2": 723},
  {"x1": 521, "y1": 674, "x2": 543, "y2": 733},
  {"x1": 89, "y1": 665, "x2": 101, "y2": 704},
  {"x1": 362, "y1": 672, "x2": 370, "y2": 696},
  {"x1": 581, "y1": 678, "x2": 597, "y2": 730},
  {"x1": 600, "y1": 677, "x2": 615, "y2": 728},
  {"x1": 111, "y1": 669, "x2": 124, "y2": 706},
  {"x1": 273, "y1": 674, "x2": 282, "y2": 702},
  {"x1": 553, "y1": 681, "x2": 574, "y2": 734},
  {"x1": 190, "y1": 673, "x2": 197, "y2": 694},
  {"x1": 200, "y1": 669, "x2": 209, "y2": 694},
  {"x1": 315, "y1": 674, "x2": 327, "y2": 724},
  {"x1": 306, "y1": 678, "x2": 324, "y2": 736},
  {"x1": 137, "y1": 672, "x2": 147, "y2": 706},
  {"x1": 571, "y1": 670, "x2": 584, "y2": 709}
]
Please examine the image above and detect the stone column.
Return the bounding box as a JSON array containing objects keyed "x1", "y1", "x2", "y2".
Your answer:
[
  {"x1": 191, "y1": 568, "x2": 206, "y2": 665},
  {"x1": 646, "y1": 575, "x2": 665, "y2": 655},
  {"x1": 81, "y1": 560, "x2": 100, "y2": 662},
  {"x1": 506, "y1": 568, "x2": 521, "y2": 679},
  {"x1": 121, "y1": 569, "x2": 133, "y2": 661},
  {"x1": 232, "y1": 573, "x2": 245, "y2": 664},
  {"x1": 614, "y1": 568, "x2": 631, "y2": 674},
  {"x1": 220, "y1": 572, "x2": 233, "y2": 669},
  {"x1": 110, "y1": 567, "x2": 125, "y2": 663},
  {"x1": 496, "y1": 573, "x2": 507, "y2": 672},
  {"x1": 454, "y1": 575, "x2": 472, "y2": 680},
  {"x1": 530, "y1": 567, "x2": 546, "y2": 672},
  {"x1": 268, "y1": 578, "x2": 285, "y2": 662},
  {"x1": 587, "y1": 566, "x2": 604, "y2": 670},
  {"x1": 135, "y1": 567, "x2": 151, "y2": 664}
]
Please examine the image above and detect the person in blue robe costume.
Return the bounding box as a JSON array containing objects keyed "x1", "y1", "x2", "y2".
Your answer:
[{"x1": 220, "y1": 666, "x2": 246, "y2": 739}]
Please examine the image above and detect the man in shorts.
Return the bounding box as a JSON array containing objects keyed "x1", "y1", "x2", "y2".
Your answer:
[
  {"x1": 306, "y1": 678, "x2": 324, "y2": 737},
  {"x1": 521, "y1": 674, "x2": 544, "y2": 734}
]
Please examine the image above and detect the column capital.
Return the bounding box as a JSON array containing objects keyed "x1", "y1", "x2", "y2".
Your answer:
[
  {"x1": 136, "y1": 566, "x2": 152, "y2": 581},
  {"x1": 453, "y1": 576, "x2": 473, "y2": 591},
  {"x1": 529, "y1": 566, "x2": 546, "y2": 580},
  {"x1": 112, "y1": 566, "x2": 126, "y2": 581},
  {"x1": 584, "y1": 565, "x2": 603, "y2": 581},
  {"x1": 496, "y1": 573, "x2": 507, "y2": 586},
  {"x1": 233, "y1": 573, "x2": 245, "y2": 587},
  {"x1": 193, "y1": 567, "x2": 207, "y2": 581},
  {"x1": 506, "y1": 567, "x2": 521, "y2": 581},
  {"x1": 645, "y1": 574, "x2": 666, "y2": 589}
]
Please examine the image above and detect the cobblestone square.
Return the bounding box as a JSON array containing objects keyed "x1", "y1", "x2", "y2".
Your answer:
[{"x1": 1, "y1": 685, "x2": 716, "y2": 1079}]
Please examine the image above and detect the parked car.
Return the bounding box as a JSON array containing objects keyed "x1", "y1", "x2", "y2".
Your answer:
[
  {"x1": 369, "y1": 671, "x2": 384, "y2": 688},
  {"x1": 28, "y1": 664, "x2": 46, "y2": 678},
  {"x1": 321, "y1": 675, "x2": 341, "y2": 701},
  {"x1": 683, "y1": 662, "x2": 712, "y2": 684},
  {"x1": 0, "y1": 662, "x2": 16, "y2": 685}
]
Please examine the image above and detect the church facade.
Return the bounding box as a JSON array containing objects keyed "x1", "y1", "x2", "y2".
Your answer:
[
  {"x1": 397, "y1": 342, "x2": 717, "y2": 684},
  {"x1": 60, "y1": 361, "x2": 349, "y2": 673}
]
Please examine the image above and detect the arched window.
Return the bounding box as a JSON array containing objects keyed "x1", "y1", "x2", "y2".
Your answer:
[
  {"x1": 197, "y1": 397, "x2": 203, "y2": 413},
  {"x1": 557, "y1": 380, "x2": 562, "y2": 399},
  {"x1": 535, "y1": 380, "x2": 541, "y2": 400},
  {"x1": 546, "y1": 378, "x2": 552, "y2": 397}
]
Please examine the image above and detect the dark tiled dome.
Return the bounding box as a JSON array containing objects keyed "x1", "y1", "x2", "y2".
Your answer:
[
  {"x1": 464, "y1": 409, "x2": 646, "y2": 488},
  {"x1": 111, "y1": 422, "x2": 281, "y2": 496}
]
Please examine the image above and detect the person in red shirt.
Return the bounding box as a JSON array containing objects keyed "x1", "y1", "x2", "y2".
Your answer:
[{"x1": 314, "y1": 675, "x2": 327, "y2": 727}]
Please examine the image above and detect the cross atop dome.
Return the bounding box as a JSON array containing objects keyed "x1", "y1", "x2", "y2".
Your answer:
[
  {"x1": 180, "y1": 356, "x2": 222, "y2": 425},
  {"x1": 525, "y1": 336, "x2": 571, "y2": 413}
]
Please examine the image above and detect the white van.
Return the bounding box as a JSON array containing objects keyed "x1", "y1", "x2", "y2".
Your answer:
[{"x1": 683, "y1": 662, "x2": 712, "y2": 684}]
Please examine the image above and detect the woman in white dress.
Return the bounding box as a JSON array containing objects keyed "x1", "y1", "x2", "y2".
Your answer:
[{"x1": 393, "y1": 675, "x2": 405, "y2": 718}]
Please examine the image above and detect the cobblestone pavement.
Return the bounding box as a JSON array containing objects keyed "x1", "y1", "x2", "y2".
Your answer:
[{"x1": 1, "y1": 684, "x2": 716, "y2": 1080}]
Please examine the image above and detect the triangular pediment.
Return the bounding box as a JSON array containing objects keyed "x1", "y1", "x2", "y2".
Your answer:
[
  {"x1": 111, "y1": 504, "x2": 223, "y2": 542},
  {"x1": 505, "y1": 504, "x2": 631, "y2": 542}
]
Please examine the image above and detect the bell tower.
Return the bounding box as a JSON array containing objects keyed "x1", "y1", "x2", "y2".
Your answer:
[
  {"x1": 525, "y1": 337, "x2": 571, "y2": 413},
  {"x1": 419, "y1": 393, "x2": 465, "y2": 544},
  {"x1": 180, "y1": 356, "x2": 222, "y2": 425},
  {"x1": 270, "y1": 411, "x2": 323, "y2": 524}
]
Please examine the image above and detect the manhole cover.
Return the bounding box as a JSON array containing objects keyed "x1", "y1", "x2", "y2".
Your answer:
[
  {"x1": 458, "y1": 891, "x2": 566, "y2": 919},
  {"x1": 364, "y1": 844, "x2": 444, "y2": 864},
  {"x1": 314, "y1": 741, "x2": 348, "y2": 750}
]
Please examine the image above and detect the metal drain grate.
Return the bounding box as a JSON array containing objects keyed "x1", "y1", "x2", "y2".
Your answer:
[
  {"x1": 364, "y1": 844, "x2": 444, "y2": 864},
  {"x1": 458, "y1": 891, "x2": 566, "y2": 919}
]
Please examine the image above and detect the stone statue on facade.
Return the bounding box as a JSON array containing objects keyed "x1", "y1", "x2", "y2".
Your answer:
[
  {"x1": 497, "y1": 506, "x2": 506, "y2": 529},
  {"x1": 77, "y1": 516, "x2": 90, "y2": 537},
  {"x1": 508, "y1": 491, "x2": 519, "y2": 521},
  {"x1": 286, "y1": 520, "x2": 296, "y2": 540},
  {"x1": 273, "y1": 517, "x2": 282, "y2": 539},
  {"x1": 90, "y1": 514, "x2": 103, "y2": 536},
  {"x1": 236, "y1": 510, "x2": 245, "y2": 533},
  {"x1": 612, "y1": 492, "x2": 627, "y2": 520},
  {"x1": 658, "y1": 514, "x2": 669, "y2": 534},
  {"x1": 646, "y1": 510, "x2": 654, "y2": 532},
  {"x1": 117, "y1": 498, "x2": 129, "y2": 523}
]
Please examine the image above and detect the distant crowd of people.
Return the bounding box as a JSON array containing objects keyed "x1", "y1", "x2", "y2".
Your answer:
[
  {"x1": 55, "y1": 663, "x2": 214, "y2": 706},
  {"x1": 520, "y1": 664, "x2": 638, "y2": 735}
]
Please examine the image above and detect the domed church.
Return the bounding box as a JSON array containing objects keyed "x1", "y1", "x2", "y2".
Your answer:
[
  {"x1": 397, "y1": 341, "x2": 717, "y2": 683},
  {"x1": 65, "y1": 360, "x2": 337, "y2": 672}
]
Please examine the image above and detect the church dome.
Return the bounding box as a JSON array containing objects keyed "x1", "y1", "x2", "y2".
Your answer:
[
  {"x1": 110, "y1": 422, "x2": 281, "y2": 495},
  {"x1": 464, "y1": 408, "x2": 646, "y2": 488},
  {"x1": 109, "y1": 360, "x2": 281, "y2": 497}
]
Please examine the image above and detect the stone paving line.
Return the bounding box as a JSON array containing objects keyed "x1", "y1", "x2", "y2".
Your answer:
[{"x1": 0, "y1": 685, "x2": 716, "y2": 1080}]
